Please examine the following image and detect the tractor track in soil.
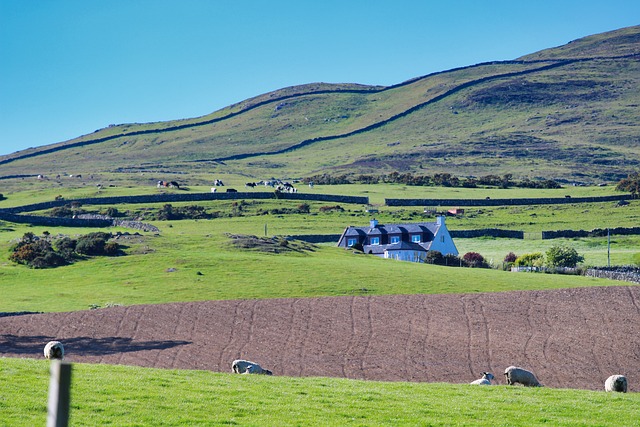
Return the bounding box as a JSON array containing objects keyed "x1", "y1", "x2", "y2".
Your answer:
[{"x1": 1, "y1": 286, "x2": 639, "y2": 391}]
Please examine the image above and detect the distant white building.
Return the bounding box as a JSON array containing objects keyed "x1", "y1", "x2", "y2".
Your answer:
[{"x1": 337, "y1": 216, "x2": 458, "y2": 262}]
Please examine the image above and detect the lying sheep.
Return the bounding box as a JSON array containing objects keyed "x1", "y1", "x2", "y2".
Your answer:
[
  {"x1": 504, "y1": 366, "x2": 542, "y2": 387},
  {"x1": 44, "y1": 341, "x2": 64, "y2": 360},
  {"x1": 470, "y1": 372, "x2": 495, "y2": 385},
  {"x1": 231, "y1": 359, "x2": 272, "y2": 375},
  {"x1": 605, "y1": 375, "x2": 628, "y2": 393}
]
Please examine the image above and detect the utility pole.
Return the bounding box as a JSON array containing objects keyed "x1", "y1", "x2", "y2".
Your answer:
[{"x1": 607, "y1": 228, "x2": 611, "y2": 268}]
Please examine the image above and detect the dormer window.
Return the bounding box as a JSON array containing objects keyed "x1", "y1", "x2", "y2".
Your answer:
[
  {"x1": 347, "y1": 238, "x2": 357, "y2": 247},
  {"x1": 390, "y1": 236, "x2": 400, "y2": 244},
  {"x1": 411, "y1": 234, "x2": 421, "y2": 243},
  {"x1": 370, "y1": 237, "x2": 380, "y2": 245}
]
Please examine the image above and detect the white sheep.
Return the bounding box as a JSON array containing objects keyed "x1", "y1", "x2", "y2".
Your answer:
[
  {"x1": 470, "y1": 372, "x2": 495, "y2": 385},
  {"x1": 231, "y1": 359, "x2": 272, "y2": 375},
  {"x1": 503, "y1": 366, "x2": 542, "y2": 387},
  {"x1": 44, "y1": 341, "x2": 64, "y2": 360},
  {"x1": 605, "y1": 375, "x2": 628, "y2": 393}
]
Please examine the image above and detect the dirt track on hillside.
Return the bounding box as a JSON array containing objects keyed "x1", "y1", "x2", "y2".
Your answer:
[{"x1": 1, "y1": 286, "x2": 639, "y2": 391}]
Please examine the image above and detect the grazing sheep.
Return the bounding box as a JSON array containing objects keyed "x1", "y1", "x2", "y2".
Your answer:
[
  {"x1": 231, "y1": 359, "x2": 272, "y2": 375},
  {"x1": 605, "y1": 375, "x2": 628, "y2": 393},
  {"x1": 470, "y1": 372, "x2": 495, "y2": 385},
  {"x1": 44, "y1": 341, "x2": 64, "y2": 360},
  {"x1": 503, "y1": 366, "x2": 542, "y2": 387}
]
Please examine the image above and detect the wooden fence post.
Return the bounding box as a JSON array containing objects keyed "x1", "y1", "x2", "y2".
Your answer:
[{"x1": 47, "y1": 361, "x2": 72, "y2": 427}]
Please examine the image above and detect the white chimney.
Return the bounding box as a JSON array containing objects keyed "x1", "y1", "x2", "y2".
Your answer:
[
  {"x1": 370, "y1": 218, "x2": 379, "y2": 228},
  {"x1": 436, "y1": 216, "x2": 445, "y2": 226}
]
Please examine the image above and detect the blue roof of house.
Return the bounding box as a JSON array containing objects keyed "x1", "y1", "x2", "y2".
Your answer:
[
  {"x1": 343, "y1": 221, "x2": 439, "y2": 237},
  {"x1": 384, "y1": 241, "x2": 429, "y2": 252}
]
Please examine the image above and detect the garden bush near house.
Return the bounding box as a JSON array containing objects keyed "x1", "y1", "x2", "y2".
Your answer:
[
  {"x1": 462, "y1": 252, "x2": 489, "y2": 268},
  {"x1": 546, "y1": 244, "x2": 584, "y2": 268},
  {"x1": 504, "y1": 252, "x2": 517, "y2": 263},
  {"x1": 425, "y1": 250, "x2": 445, "y2": 265},
  {"x1": 514, "y1": 252, "x2": 545, "y2": 268},
  {"x1": 501, "y1": 251, "x2": 518, "y2": 270},
  {"x1": 425, "y1": 250, "x2": 463, "y2": 267}
]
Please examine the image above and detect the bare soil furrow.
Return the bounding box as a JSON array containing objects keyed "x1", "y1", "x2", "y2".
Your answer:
[{"x1": 1, "y1": 287, "x2": 639, "y2": 391}]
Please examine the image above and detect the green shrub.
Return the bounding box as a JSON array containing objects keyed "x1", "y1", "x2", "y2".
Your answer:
[
  {"x1": 546, "y1": 245, "x2": 584, "y2": 268},
  {"x1": 9, "y1": 231, "x2": 120, "y2": 268},
  {"x1": 9, "y1": 234, "x2": 68, "y2": 269},
  {"x1": 54, "y1": 237, "x2": 77, "y2": 260},
  {"x1": 514, "y1": 252, "x2": 545, "y2": 267},
  {"x1": 76, "y1": 236, "x2": 106, "y2": 255}
]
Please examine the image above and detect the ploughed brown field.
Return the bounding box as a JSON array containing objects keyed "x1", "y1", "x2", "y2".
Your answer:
[{"x1": 2, "y1": 286, "x2": 638, "y2": 391}]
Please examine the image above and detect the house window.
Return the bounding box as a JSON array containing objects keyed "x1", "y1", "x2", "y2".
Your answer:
[
  {"x1": 370, "y1": 237, "x2": 380, "y2": 245},
  {"x1": 441, "y1": 235, "x2": 445, "y2": 243},
  {"x1": 411, "y1": 234, "x2": 421, "y2": 243},
  {"x1": 347, "y1": 238, "x2": 357, "y2": 247},
  {"x1": 390, "y1": 236, "x2": 400, "y2": 244}
]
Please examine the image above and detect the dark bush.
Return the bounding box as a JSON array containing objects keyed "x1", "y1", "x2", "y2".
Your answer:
[
  {"x1": 444, "y1": 254, "x2": 463, "y2": 267},
  {"x1": 504, "y1": 252, "x2": 518, "y2": 263},
  {"x1": 425, "y1": 250, "x2": 445, "y2": 265},
  {"x1": 319, "y1": 205, "x2": 345, "y2": 212},
  {"x1": 297, "y1": 203, "x2": 311, "y2": 214},
  {"x1": 463, "y1": 252, "x2": 489, "y2": 268},
  {"x1": 104, "y1": 241, "x2": 120, "y2": 256},
  {"x1": 54, "y1": 237, "x2": 77, "y2": 261}
]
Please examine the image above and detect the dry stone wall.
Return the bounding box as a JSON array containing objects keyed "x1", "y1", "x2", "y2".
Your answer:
[
  {"x1": 386, "y1": 194, "x2": 630, "y2": 207},
  {"x1": 585, "y1": 267, "x2": 640, "y2": 284}
]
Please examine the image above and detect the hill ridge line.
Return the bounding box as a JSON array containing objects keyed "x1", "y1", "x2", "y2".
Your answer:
[
  {"x1": 1, "y1": 54, "x2": 636, "y2": 169},
  {"x1": 205, "y1": 56, "x2": 630, "y2": 163}
]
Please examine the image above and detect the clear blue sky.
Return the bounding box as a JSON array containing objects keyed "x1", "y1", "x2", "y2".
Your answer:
[{"x1": 1, "y1": 1, "x2": 638, "y2": 156}]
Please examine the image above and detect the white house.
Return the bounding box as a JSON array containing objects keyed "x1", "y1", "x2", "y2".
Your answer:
[{"x1": 337, "y1": 216, "x2": 459, "y2": 262}]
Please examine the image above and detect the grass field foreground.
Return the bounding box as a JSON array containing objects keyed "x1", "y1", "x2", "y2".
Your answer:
[{"x1": 1, "y1": 358, "x2": 638, "y2": 426}]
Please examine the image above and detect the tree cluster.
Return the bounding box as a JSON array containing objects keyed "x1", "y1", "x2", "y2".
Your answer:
[{"x1": 10, "y1": 231, "x2": 121, "y2": 269}]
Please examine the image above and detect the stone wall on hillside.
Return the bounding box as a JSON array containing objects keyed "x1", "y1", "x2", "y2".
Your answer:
[
  {"x1": 449, "y1": 229, "x2": 524, "y2": 239},
  {"x1": 3, "y1": 191, "x2": 369, "y2": 214},
  {"x1": 542, "y1": 227, "x2": 640, "y2": 239},
  {"x1": 386, "y1": 194, "x2": 630, "y2": 207}
]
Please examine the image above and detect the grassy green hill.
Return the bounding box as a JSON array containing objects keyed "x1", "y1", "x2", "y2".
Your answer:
[{"x1": 1, "y1": 26, "x2": 639, "y2": 187}]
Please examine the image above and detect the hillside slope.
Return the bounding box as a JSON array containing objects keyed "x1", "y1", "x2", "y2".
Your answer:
[{"x1": 1, "y1": 26, "x2": 638, "y2": 184}]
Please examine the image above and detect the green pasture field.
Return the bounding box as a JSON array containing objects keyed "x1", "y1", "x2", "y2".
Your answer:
[
  {"x1": 1, "y1": 358, "x2": 637, "y2": 426},
  {"x1": 0, "y1": 184, "x2": 638, "y2": 313},
  {"x1": 0, "y1": 215, "x2": 631, "y2": 313},
  {"x1": 0, "y1": 179, "x2": 622, "y2": 206}
]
